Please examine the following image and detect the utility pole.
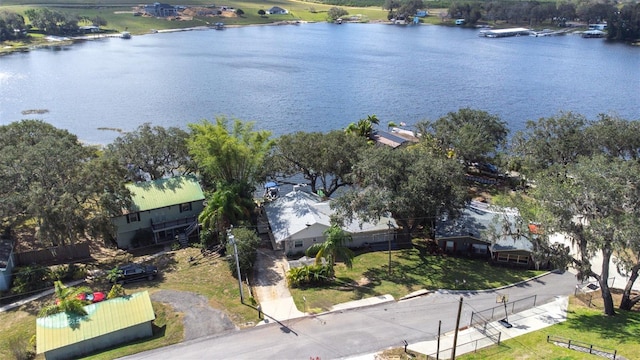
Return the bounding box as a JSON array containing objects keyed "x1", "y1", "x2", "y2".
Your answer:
[
  {"x1": 436, "y1": 320, "x2": 442, "y2": 360},
  {"x1": 451, "y1": 296, "x2": 463, "y2": 360},
  {"x1": 387, "y1": 221, "x2": 394, "y2": 276},
  {"x1": 228, "y1": 229, "x2": 244, "y2": 304}
]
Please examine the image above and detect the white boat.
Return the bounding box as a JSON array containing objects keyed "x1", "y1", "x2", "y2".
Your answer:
[{"x1": 121, "y1": 31, "x2": 132, "y2": 39}]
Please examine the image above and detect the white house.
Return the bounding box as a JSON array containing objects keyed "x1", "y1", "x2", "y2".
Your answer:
[
  {"x1": 267, "y1": 6, "x2": 288, "y2": 15},
  {"x1": 263, "y1": 189, "x2": 396, "y2": 255},
  {"x1": 111, "y1": 176, "x2": 205, "y2": 249}
]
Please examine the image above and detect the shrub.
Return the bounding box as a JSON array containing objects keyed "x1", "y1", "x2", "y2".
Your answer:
[
  {"x1": 50, "y1": 263, "x2": 87, "y2": 281},
  {"x1": 107, "y1": 284, "x2": 125, "y2": 299},
  {"x1": 287, "y1": 264, "x2": 332, "y2": 287},
  {"x1": 12, "y1": 265, "x2": 52, "y2": 294},
  {"x1": 226, "y1": 228, "x2": 261, "y2": 277}
]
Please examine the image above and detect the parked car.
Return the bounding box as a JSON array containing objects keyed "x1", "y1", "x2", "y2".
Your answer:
[
  {"x1": 112, "y1": 263, "x2": 158, "y2": 284},
  {"x1": 56, "y1": 291, "x2": 105, "y2": 305},
  {"x1": 77, "y1": 291, "x2": 106, "y2": 303}
]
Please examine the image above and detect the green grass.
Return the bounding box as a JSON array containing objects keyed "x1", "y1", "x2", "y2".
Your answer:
[
  {"x1": 291, "y1": 241, "x2": 545, "y2": 313},
  {"x1": 459, "y1": 299, "x2": 640, "y2": 360}
]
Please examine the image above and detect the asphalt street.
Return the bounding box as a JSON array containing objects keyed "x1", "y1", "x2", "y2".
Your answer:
[{"x1": 121, "y1": 270, "x2": 578, "y2": 360}]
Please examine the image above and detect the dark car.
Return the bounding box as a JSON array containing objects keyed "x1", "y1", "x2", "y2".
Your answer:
[{"x1": 113, "y1": 263, "x2": 158, "y2": 284}]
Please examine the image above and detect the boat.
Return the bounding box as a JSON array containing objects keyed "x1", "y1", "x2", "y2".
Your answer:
[
  {"x1": 121, "y1": 31, "x2": 132, "y2": 39},
  {"x1": 582, "y1": 29, "x2": 605, "y2": 38},
  {"x1": 214, "y1": 22, "x2": 225, "y2": 30}
]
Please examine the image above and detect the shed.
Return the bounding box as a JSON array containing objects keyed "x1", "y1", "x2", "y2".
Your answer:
[
  {"x1": 264, "y1": 189, "x2": 396, "y2": 255},
  {"x1": 0, "y1": 237, "x2": 15, "y2": 291},
  {"x1": 36, "y1": 291, "x2": 155, "y2": 360}
]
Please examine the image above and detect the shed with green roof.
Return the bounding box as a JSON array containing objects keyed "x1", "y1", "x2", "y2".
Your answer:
[
  {"x1": 36, "y1": 291, "x2": 155, "y2": 360},
  {"x1": 112, "y1": 176, "x2": 205, "y2": 249}
]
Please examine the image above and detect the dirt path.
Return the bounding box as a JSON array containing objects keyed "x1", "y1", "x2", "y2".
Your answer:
[{"x1": 151, "y1": 289, "x2": 238, "y2": 340}]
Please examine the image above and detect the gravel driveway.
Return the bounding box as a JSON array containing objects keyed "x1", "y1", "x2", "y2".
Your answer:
[{"x1": 151, "y1": 289, "x2": 238, "y2": 340}]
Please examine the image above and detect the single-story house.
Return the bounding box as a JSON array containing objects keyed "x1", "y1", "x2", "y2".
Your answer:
[
  {"x1": 267, "y1": 6, "x2": 288, "y2": 15},
  {"x1": 112, "y1": 175, "x2": 205, "y2": 249},
  {"x1": 264, "y1": 189, "x2": 397, "y2": 255},
  {"x1": 0, "y1": 236, "x2": 15, "y2": 291},
  {"x1": 37, "y1": 291, "x2": 155, "y2": 360},
  {"x1": 435, "y1": 201, "x2": 536, "y2": 267}
]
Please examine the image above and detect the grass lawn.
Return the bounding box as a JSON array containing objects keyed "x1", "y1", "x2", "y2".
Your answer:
[
  {"x1": 459, "y1": 297, "x2": 640, "y2": 360},
  {"x1": 290, "y1": 240, "x2": 545, "y2": 313}
]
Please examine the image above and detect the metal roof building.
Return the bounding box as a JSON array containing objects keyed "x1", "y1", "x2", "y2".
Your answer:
[
  {"x1": 126, "y1": 175, "x2": 205, "y2": 212},
  {"x1": 37, "y1": 291, "x2": 155, "y2": 360}
]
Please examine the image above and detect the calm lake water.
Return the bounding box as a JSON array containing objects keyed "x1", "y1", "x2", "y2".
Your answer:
[{"x1": 1, "y1": 23, "x2": 638, "y2": 144}]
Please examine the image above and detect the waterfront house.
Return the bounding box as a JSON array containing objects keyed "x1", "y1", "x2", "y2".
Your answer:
[
  {"x1": 435, "y1": 201, "x2": 536, "y2": 267},
  {"x1": 37, "y1": 291, "x2": 155, "y2": 360},
  {"x1": 263, "y1": 188, "x2": 396, "y2": 255},
  {"x1": 0, "y1": 236, "x2": 15, "y2": 291},
  {"x1": 267, "y1": 6, "x2": 288, "y2": 15},
  {"x1": 144, "y1": 2, "x2": 178, "y2": 17},
  {"x1": 112, "y1": 176, "x2": 205, "y2": 249}
]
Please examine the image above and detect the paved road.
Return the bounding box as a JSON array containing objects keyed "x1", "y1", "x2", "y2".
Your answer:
[{"x1": 121, "y1": 270, "x2": 578, "y2": 360}]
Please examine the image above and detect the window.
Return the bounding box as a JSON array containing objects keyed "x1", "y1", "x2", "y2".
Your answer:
[
  {"x1": 294, "y1": 240, "x2": 303, "y2": 248},
  {"x1": 180, "y1": 203, "x2": 192, "y2": 213},
  {"x1": 497, "y1": 253, "x2": 509, "y2": 262},
  {"x1": 127, "y1": 212, "x2": 140, "y2": 223},
  {"x1": 472, "y1": 244, "x2": 488, "y2": 254}
]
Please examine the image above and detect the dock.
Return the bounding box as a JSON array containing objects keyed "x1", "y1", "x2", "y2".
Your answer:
[{"x1": 479, "y1": 27, "x2": 532, "y2": 38}]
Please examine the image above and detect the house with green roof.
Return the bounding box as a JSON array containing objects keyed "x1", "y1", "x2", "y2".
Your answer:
[
  {"x1": 36, "y1": 291, "x2": 155, "y2": 360},
  {"x1": 112, "y1": 175, "x2": 205, "y2": 249}
]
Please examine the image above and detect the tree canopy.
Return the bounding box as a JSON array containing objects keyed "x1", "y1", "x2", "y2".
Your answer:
[
  {"x1": 418, "y1": 108, "x2": 508, "y2": 165},
  {"x1": 508, "y1": 114, "x2": 640, "y2": 315},
  {"x1": 331, "y1": 144, "x2": 468, "y2": 239},
  {"x1": 188, "y1": 117, "x2": 273, "y2": 190},
  {"x1": 264, "y1": 130, "x2": 368, "y2": 197},
  {"x1": 106, "y1": 123, "x2": 195, "y2": 181},
  {"x1": 0, "y1": 120, "x2": 130, "y2": 246}
]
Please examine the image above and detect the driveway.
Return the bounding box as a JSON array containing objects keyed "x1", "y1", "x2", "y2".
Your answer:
[
  {"x1": 151, "y1": 290, "x2": 238, "y2": 340},
  {"x1": 252, "y1": 248, "x2": 305, "y2": 323}
]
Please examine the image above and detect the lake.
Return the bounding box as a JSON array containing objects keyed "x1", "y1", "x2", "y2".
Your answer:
[{"x1": 0, "y1": 23, "x2": 638, "y2": 145}]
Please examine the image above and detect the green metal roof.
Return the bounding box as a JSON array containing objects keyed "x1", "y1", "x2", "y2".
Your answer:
[
  {"x1": 36, "y1": 291, "x2": 155, "y2": 354},
  {"x1": 126, "y1": 175, "x2": 205, "y2": 212}
]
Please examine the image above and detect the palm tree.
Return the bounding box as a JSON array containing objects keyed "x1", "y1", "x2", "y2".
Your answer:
[
  {"x1": 39, "y1": 281, "x2": 91, "y2": 317},
  {"x1": 345, "y1": 114, "x2": 380, "y2": 140},
  {"x1": 199, "y1": 182, "x2": 254, "y2": 239},
  {"x1": 306, "y1": 225, "x2": 355, "y2": 276}
]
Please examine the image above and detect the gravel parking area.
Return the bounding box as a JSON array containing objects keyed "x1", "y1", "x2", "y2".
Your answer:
[{"x1": 151, "y1": 290, "x2": 238, "y2": 340}]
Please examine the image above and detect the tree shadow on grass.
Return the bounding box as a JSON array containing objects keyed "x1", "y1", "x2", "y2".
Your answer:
[{"x1": 566, "y1": 310, "x2": 640, "y2": 344}]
